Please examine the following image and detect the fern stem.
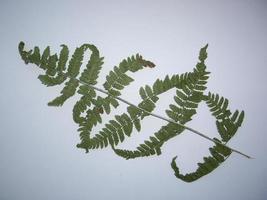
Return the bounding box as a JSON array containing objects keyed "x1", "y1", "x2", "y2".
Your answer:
[{"x1": 72, "y1": 76, "x2": 252, "y2": 159}]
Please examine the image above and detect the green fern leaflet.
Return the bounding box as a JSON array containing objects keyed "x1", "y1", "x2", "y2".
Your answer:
[{"x1": 18, "y1": 41, "x2": 246, "y2": 182}]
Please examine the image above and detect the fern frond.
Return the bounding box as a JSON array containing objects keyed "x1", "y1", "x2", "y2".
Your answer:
[
  {"x1": 204, "y1": 92, "x2": 245, "y2": 142},
  {"x1": 166, "y1": 69, "x2": 209, "y2": 124},
  {"x1": 19, "y1": 41, "x2": 249, "y2": 183},
  {"x1": 171, "y1": 92, "x2": 245, "y2": 182},
  {"x1": 171, "y1": 140, "x2": 231, "y2": 182},
  {"x1": 103, "y1": 54, "x2": 155, "y2": 97}
]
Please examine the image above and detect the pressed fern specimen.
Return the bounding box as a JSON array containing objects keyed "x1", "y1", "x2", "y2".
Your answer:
[{"x1": 18, "y1": 41, "x2": 249, "y2": 182}]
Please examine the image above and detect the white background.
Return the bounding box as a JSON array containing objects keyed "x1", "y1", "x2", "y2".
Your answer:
[{"x1": 1, "y1": 0, "x2": 267, "y2": 199}]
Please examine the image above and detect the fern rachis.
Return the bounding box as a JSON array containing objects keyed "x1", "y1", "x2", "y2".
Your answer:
[{"x1": 18, "y1": 41, "x2": 250, "y2": 182}]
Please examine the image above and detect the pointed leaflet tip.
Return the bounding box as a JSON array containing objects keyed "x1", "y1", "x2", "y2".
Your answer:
[
  {"x1": 18, "y1": 41, "x2": 25, "y2": 56},
  {"x1": 18, "y1": 41, "x2": 31, "y2": 64},
  {"x1": 18, "y1": 41, "x2": 25, "y2": 49},
  {"x1": 199, "y1": 44, "x2": 209, "y2": 62}
]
